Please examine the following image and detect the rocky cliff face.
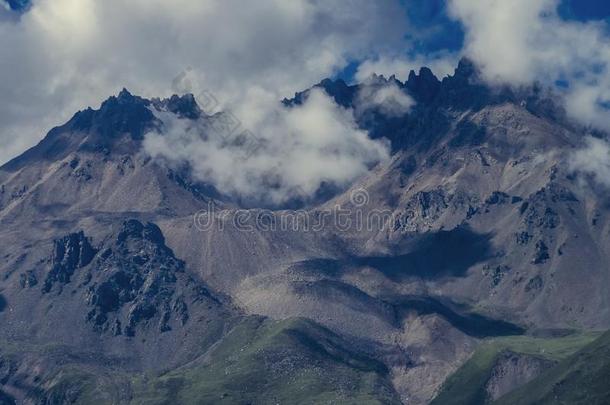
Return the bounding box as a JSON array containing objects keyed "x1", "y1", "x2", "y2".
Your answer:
[{"x1": 0, "y1": 59, "x2": 608, "y2": 404}]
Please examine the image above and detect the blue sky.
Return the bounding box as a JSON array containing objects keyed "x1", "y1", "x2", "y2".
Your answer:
[
  {"x1": 331, "y1": 0, "x2": 610, "y2": 82},
  {"x1": 4, "y1": 0, "x2": 29, "y2": 11},
  {"x1": 560, "y1": 0, "x2": 610, "y2": 22},
  {"x1": 406, "y1": 0, "x2": 610, "y2": 53},
  {"x1": 408, "y1": 0, "x2": 610, "y2": 51},
  {"x1": 350, "y1": 0, "x2": 610, "y2": 81}
]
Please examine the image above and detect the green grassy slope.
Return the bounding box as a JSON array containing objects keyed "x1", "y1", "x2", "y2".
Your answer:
[
  {"x1": 431, "y1": 332, "x2": 601, "y2": 405},
  {"x1": 494, "y1": 331, "x2": 610, "y2": 405},
  {"x1": 130, "y1": 317, "x2": 400, "y2": 404},
  {"x1": 4, "y1": 317, "x2": 401, "y2": 405}
]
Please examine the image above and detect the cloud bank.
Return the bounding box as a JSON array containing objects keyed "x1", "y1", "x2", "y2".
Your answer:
[
  {"x1": 569, "y1": 136, "x2": 610, "y2": 189},
  {"x1": 0, "y1": 0, "x2": 408, "y2": 164},
  {"x1": 448, "y1": 0, "x2": 610, "y2": 129},
  {"x1": 144, "y1": 89, "x2": 390, "y2": 205},
  {"x1": 355, "y1": 81, "x2": 415, "y2": 117}
]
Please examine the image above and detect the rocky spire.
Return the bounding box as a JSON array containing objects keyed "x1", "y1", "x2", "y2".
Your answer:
[{"x1": 406, "y1": 67, "x2": 441, "y2": 103}]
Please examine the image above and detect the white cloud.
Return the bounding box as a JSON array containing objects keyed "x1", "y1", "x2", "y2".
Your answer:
[
  {"x1": 143, "y1": 89, "x2": 390, "y2": 205},
  {"x1": 569, "y1": 136, "x2": 610, "y2": 188},
  {"x1": 0, "y1": 0, "x2": 408, "y2": 164},
  {"x1": 448, "y1": 0, "x2": 610, "y2": 129},
  {"x1": 355, "y1": 81, "x2": 415, "y2": 117}
]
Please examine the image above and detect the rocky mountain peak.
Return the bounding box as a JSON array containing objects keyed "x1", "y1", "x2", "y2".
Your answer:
[
  {"x1": 284, "y1": 77, "x2": 357, "y2": 108},
  {"x1": 452, "y1": 57, "x2": 480, "y2": 81},
  {"x1": 70, "y1": 90, "x2": 203, "y2": 137},
  {"x1": 406, "y1": 67, "x2": 441, "y2": 103},
  {"x1": 95, "y1": 87, "x2": 149, "y2": 113},
  {"x1": 437, "y1": 57, "x2": 507, "y2": 110},
  {"x1": 362, "y1": 72, "x2": 403, "y2": 87},
  {"x1": 77, "y1": 88, "x2": 156, "y2": 141},
  {"x1": 117, "y1": 87, "x2": 136, "y2": 101},
  {"x1": 0, "y1": 90, "x2": 205, "y2": 172},
  {"x1": 283, "y1": 57, "x2": 520, "y2": 122},
  {"x1": 152, "y1": 93, "x2": 202, "y2": 119}
]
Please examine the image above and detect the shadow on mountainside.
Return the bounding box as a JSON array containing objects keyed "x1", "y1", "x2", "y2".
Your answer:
[
  {"x1": 389, "y1": 295, "x2": 524, "y2": 338},
  {"x1": 352, "y1": 226, "x2": 493, "y2": 281},
  {"x1": 291, "y1": 227, "x2": 494, "y2": 282}
]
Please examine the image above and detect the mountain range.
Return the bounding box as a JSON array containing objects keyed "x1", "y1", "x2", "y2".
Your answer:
[{"x1": 1, "y1": 59, "x2": 610, "y2": 404}]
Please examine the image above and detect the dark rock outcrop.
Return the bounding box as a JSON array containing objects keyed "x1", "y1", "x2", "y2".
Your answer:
[
  {"x1": 533, "y1": 241, "x2": 550, "y2": 265},
  {"x1": 525, "y1": 275, "x2": 544, "y2": 293},
  {"x1": 162, "y1": 94, "x2": 202, "y2": 119},
  {"x1": 22, "y1": 221, "x2": 224, "y2": 337},
  {"x1": 19, "y1": 270, "x2": 37, "y2": 288},
  {"x1": 42, "y1": 231, "x2": 96, "y2": 293},
  {"x1": 72, "y1": 89, "x2": 156, "y2": 142},
  {"x1": 283, "y1": 78, "x2": 357, "y2": 108},
  {"x1": 84, "y1": 220, "x2": 203, "y2": 336},
  {"x1": 406, "y1": 67, "x2": 441, "y2": 103}
]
